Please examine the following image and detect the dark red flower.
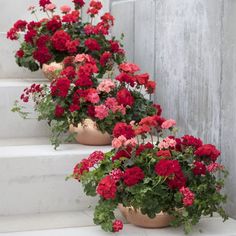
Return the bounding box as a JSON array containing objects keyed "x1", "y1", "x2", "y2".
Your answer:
[
  {"x1": 100, "y1": 51, "x2": 112, "y2": 66},
  {"x1": 194, "y1": 144, "x2": 221, "y2": 162},
  {"x1": 13, "y1": 20, "x2": 27, "y2": 31},
  {"x1": 24, "y1": 29, "x2": 37, "y2": 43},
  {"x1": 112, "y1": 147, "x2": 132, "y2": 162},
  {"x1": 117, "y1": 88, "x2": 134, "y2": 106},
  {"x1": 113, "y1": 122, "x2": 135, "y2": 139},
  {"x1": 155, "y1": 159, "x2": 181, "y2": 177},
  {"x1": 51, "y1": 77, "x2": 71, "y2": 98},
  {"x1": 27, "y1": 21, "x2": 41, "y2": 30},
  {"x1": 7, "y1": 28, "x2": 18, "y2": 40},
  {"x1": 87, "y1": 105, "x2": 95, "y2": 117},
  {"x1": 153, "y1": 104, "x2": 162, "y2": 116},
  {"x1": 51, "y1": 30, "x2": 71, "y2": 51},
  {"x1": 101, "y1": 12, "x2": 114, "y2": 25},
  {"x1": 36, "y1": 35, "x2": 50, "y2": 47},
  {"x1": 123, "y1": 166, "x2": 145, "y2": 186},
  {"x1": 135, "y1": 73, "x2": 149, "y2": 85},
  {"x1": 33, "y1": 47, "x2": 52, "y2": 64},
  {"x1": 167, "y1": 172, "x2": 186, "y2": 189},
  {"x1": 61, "y1": 66, "x2": 76, "y2": 79},
  {"x1": 192, "y1": 161, "x2": 206, "y2": 175},
  {"x1": 96, "y1": 176, "x2": 117, "y2": 199},
  {"x1": 181, "y1": 135, "x2": 203, "y2": 149},
  {"x1": 54, "y1": 105, "x2": 64, "y2": 117},
  {"x1": 145, "y1": 80, "x2": 156, "y2": 94},
  {"x1": 66, "y1": 39, "x2": 80, "y2": 54},
  {"x1": 113, "y1": 220, "x2": 123, "y2": 232},
  {"x1": 39, "y1": 0, "x2": 51, "y2": 8},
  {"x1": 156, "y1": 150, "x2": 171, "y2": 158},
  {"x1": 16, "y1": 49, "x2": 24, "y2": 58},
  {"x1": 73, "y1": 160, "x2": 89, "y2": 180},
  {"x1": 46, "y1": 16, "x2": 62, "y2": 32},
  {"x1": 87, "y1": 0, "x2": 102, "y2": 16},
  {"x1": 73, "y1": 0, "x2": 85, "y2": 7},
  {"x1": 63, "y1": 56, "x2": 75, "y2": 67},
  {"x1": 69, "y1": 104, "x2": 80, "y2": 112},
  {"x1": 85, "y1": 38, "x2": 101, "y2": 51},
  {"x1": 115, "y1": 73, "x2": 136, "y2": 87},
  {"x1": 109, "y1": 40, "x2": 122, "y2": 53}
]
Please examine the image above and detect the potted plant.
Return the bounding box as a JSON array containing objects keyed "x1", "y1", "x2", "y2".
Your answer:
[
  {"x1": 7, "y1": 0, "x2": 125, "y2": 79},
  {"x1": 12, "y1": 60, "x2": 159, "y2": 148},
  {"x1": 71, "y1": 117, "x2": 228, "y2": 233}
]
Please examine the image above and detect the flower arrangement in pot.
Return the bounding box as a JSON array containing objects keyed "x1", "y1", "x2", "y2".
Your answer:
[
  {"x1": 12, "y1": 59, "x2": 158, "y2": 148},
  {"x1": 7, "y1": 0, "x2": 125, "y2": 79},
  {"x1": 71, "y1": 116, "x2": 228, "y2": 233}
]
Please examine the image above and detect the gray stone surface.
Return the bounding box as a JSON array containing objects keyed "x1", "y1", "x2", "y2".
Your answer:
[{"x1": 111, "y1": 0, "x2": 236, "y2": 218}]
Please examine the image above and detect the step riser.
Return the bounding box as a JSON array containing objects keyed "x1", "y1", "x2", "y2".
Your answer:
[
  {"x1": 0, "y1": 146, "x2": 112, "y2": 216},
  {"x1": 0, "y1": 81, "x2": 50, "y2": 139}
]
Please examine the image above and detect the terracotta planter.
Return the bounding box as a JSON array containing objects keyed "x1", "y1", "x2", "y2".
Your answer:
[
  {"x1": 118, "y1": 204, "x2": 174, "y2": 228},
  {"x1": 70, "y1": 119, "x2": 112, "y2": 146},
  {"x1": 42, "y1": 62, "x2": 63, "y2": 81}
]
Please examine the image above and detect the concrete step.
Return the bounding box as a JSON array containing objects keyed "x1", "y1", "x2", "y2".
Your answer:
[
  {"x1": 0, "y1": 79, "x2": 50, "y2": 139},
  {"x1": 1, "y1": 217, "x2": 236, "y2": 236},
  {"x1": 0, "y1": 139, "x2": 111, "y2": 216}
]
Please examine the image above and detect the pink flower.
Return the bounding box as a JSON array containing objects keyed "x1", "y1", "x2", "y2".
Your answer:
[
  {"x1": 112, "y1": 135, "x2": 127, "y2": 148},
  {"x1": 60, "y1": 5, "x2": 71, "y2": 13},
  {"x1": 109, "y1": 169, "x2": 124, "y2": 182},
  {"x1": 97, "y1": 79, "x2": 115, "y2": 93},
  {"x1": 86, "y1": 89, "x2": 100, "y2": 104},
  {"x1": 74, "y1": 53, "x2": 91, "y2": 63},
  {"x1": 161, "y1": 119, "x2": 176, "y2": 129},
  {"x1": 45, "y1": 3, "x2": 56, "y2": 11},
  {"x1": 105, "y1": 97, "x2": 118, "y2": 108},
  {"x1": 124, "y1": 138, "x2": 137, "y2": 147},
  {"x1": 158, "y1": 137, "x2": 176, "y2": 149},
  {"x1": 207, "y1": 163, "x2": 224, "y2": 172},
  {"x1": 180, "y1": 187, "x2": 195, "y2": 206},
  {"x1": 112, "y1": 220, "x2": 123, "y2": 232},
  {"x1": 95, "y1": 105, "x2": 109, "y2": 120}
]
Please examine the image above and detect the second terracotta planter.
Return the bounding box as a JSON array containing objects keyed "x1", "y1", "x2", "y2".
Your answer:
[
  {"x1": 70, "y1": 119, "x2": 112, "y2": 146},
  {"x1": 118, "y1": 204, "x2": 174, "y2": 228}
]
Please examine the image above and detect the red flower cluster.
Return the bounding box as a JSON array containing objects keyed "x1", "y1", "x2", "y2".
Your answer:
[
  {"x1": 20, "y1": 84, "x2": 42, "y2": 103},
  {"x1": 112, "y1": 220, "x2": 123, "y2": 232},
  {"x1": 51, "y1": 77, "x2": 71, "y2": 98},
  {"x1": 85, "y1": 38, "x2": 101, "y2": 51},
  {"x1": 155, "y1": 159, "x2": 186, "y2": 189},
  {"x1": 192, "y1": 161, "x2": 206, "y2": 175},
  {"x1": 112, "y1": 147, "x2": 132, "y2": 162},
  {"x1": 54, "y1": 105, "x2": 64, "y2": 117},
  {"x1": 73, "y1": 160, "x2": 89, "y2": 180},
  {"x1": 100, "y1": 51, "x2": 112, "y2": 66},
  {"x1": 47, "y1": 16, "x2": 62, "y2": 32},
  {"x1": 181, "y1": 135, "x2": 203, "y2": 149},
  {"x1": 87, "y1": 0, "x2": 102, "y2": 16},
  {"x1": 156, "y1": 150, "x2": 171, "y2": 158},
  {"x1": 179, "y1": 187, "x2": 195, "y2": 206},
  {"x1": 116, "y1": 88, "x2": 134, "y2": 107},
  {"x1": 73, "y1": 0, "x2": 85, "y2": 7},
  {"x1": 33, "y1": 47, "x2": 52, "y2": 64},
  {"x1": 195, "y1": 144, "x2": 221, "y2": 162},
  {"x1": 96, "y1": 176, "x2": 117, "y2": 199},
  {"x1": 113, "y1": 123, "x2": 135, "y2": 139},
  {"x1": 119, "y1": 63, "x2": 140, "y2": 74},
  {"x1": 39, "y1": 0, "x2": 51, "y2": 8},
  {"x1": 51, "y1": 30, "x2": 71, "y2": 51},
  {"x1": 87, "y1": 151, "x2": 104, "y2": 167},
  {"x1": 123, "y1": 166, "x2": 145, "y2": 186},
  {"x1": 62, "y1": 10, "x2": 80, "y2": 23},
  {"x1": 109, "y1": 169, "x2": 124, "y2": 182}
]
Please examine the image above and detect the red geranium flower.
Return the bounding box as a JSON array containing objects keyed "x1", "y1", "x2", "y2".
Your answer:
[
  {"x1": 181, "y1": 135, "x2": 203, "y2": 149},
  {"x1": 112, "y1": 147, "x2": 132, "y2": 162},
  {"x1": 51, "y1": 77, "x2": 71, "y2": 98},
  {"x1": 112, "y1": 220, "x2": 123, "y2": 232},
  {"x1": 155, "y1": 159, "x2": 181, "y2": 177},
  {"x1": 62, "y1": 10, "x2": 80, "y2": 23},
  {"x1": 192, "y1": 161, "x2": 206, "y2": 175},
  {"x1": 123, "y1": 166, "x2": 145, "y2": 186},
  {"x1": 61, "y1": 66, "x2": 76, "y2": 79},
  {"x1": 73, "y1": 159, "x2": 89, "y2": 180},
  {"x1": 194, "y1": 144, "x2": 221, "y2": 162},
  {"x1": 33, "y1": 47, "x2": 52, "y2": 64},
  {"x1": 13, "y1": 20, "x2": 27, "y2": 31},
  {"x1": 39, "y1": 0, "x2": 51, "y2": 8},
  {"x1": 156, "y1": 150, "x2": 171, "y2": 158},
  {"x1": 51, "y1": 30, "x2": 71, "y2": 51},
  {"x1": 167, "y1": 171, "x2": 186, "y2": 189},
  {"x1": 119, "y1": 63, "x2": 140, "y2": 74},
  {"x1": 136, "y1": 142, "x2": 154, "y2": 156},
  {"x1": 54, "y1": 105, "x2": 64, "y2": 117},
  {"x1": 100, "y1": 51, "x2": 112, "y2": 66},
  {"x1": 73, "y1": 0, "x2": 85, "y2": 7},
  {"x1": 115, "y1": 73, "x2": 136, "y2": 87},
  {"x1": 145, "y1": 80, "x2": 156, "y2": 94},
  {"x1": 16, "y1": 49, "x2": 24, "y2": 58},
  {"x1": 116, "y1": 88, "x2": 134, "y2": 106},
  {"x1": 66, "y1": 39, "x2": 80, "y2": 54},
  {"x1": 46, "y1": 16, "x2": 62, "y2": 32},
  {"x1": 113, "y1": 122, "x2": 135, "y2": 139},
  {"x1": 85, "y1": 38, "x2": 101, "y2": 51},
  {"x1": 96, "y1": 176, "x2": 117, "y2": 199}
]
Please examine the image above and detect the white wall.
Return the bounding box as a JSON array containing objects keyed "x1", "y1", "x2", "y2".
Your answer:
[{"x1": 111, "y1": 0, "x2": 236, "y2": 218}]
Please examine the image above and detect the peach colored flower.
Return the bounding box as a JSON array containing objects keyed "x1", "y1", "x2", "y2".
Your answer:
[
  {"x1": 97, "y1": 79, "x2": 115, "y2": 93},
  {"x1": 158, "y1": 137, "x2": 176, "y2": 150},
  {"x1": 95, "y1": 105, "x2": 109, "y2": 120},
  {"x1": 45, "y1": 3, "x2": 56, "y2": 11},
  {"x1": 112, "y1": 135, "x2": 127, "y2": 149},
  {"x1": 60, "y1": 5, "x2": 71, "y2": 13},
  {"x1": 74, "y1": 53, "x2": 91, "y2": 63},
  {"x1": 124, "y1": 138, "x2": 137, "y2": 147},
  {"x1": 161, "y1": 119, "x2": 176, "y2": 129}
]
